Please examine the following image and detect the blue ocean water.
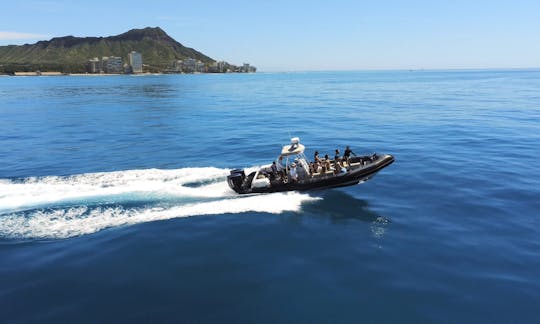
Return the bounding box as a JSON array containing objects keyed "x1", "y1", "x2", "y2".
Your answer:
[{"x1": 0, "y1": 70, "x2": 539, "y2": 323}]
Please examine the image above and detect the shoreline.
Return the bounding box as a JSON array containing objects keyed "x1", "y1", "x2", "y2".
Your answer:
[
  {"x1": 3, "y1": 68, "x2": 539, "y2": 77},
  {"x1": 2, "y1": 72, "x2": 257, "y2": 77}
]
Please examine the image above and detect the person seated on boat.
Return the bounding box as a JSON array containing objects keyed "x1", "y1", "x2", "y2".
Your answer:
[
  {"x1": 277, "y1": 156, "x2": 286, "y2": 170},
  {"x1": 334, "y1": 149, "x2": 341, "y2": 163},
  {"x1": 343, "y1": 145, "x2": 356, "y2": 165},
  {"x1": 311, "y1": 160, "x2": 322, "y2": 174},
  {"x1": 334, "y1": 159, "x2": 347, "y2": 174},
  {"x1": 289, "y1": 162, "x2": 299, "y2": 182},
  {"x1": 271, "y1": 161, "x2": 278, "y2": 179},
  {"x1": 323, "y1": 154, "x2": 332, "y2": 172},
  {"x1": 276, "y1": 156, "x2": 286, "y2": 180},
  {"x1": 333, "y1": 159, "x2": 340, "y2": 174},
  {"x1": 295, "y1": 159, "x2": 309, "y2": 179},
  {"x1": 314, "y1": 151, "x2": 323, "y2": 163},
  {"x1": 316, "y1": 162, "x2": 323, "y2": 173}
]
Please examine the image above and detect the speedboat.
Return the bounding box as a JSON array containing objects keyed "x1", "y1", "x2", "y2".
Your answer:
[{"x1": 227, "y1": 137, "x2": 394, "y2": 194}]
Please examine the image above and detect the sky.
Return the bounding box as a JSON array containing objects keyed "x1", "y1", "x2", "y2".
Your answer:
[{"x1": 1, "y1": 0, "x2": 539, "y2": 71}]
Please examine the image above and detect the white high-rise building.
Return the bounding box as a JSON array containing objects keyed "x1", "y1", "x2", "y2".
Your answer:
[{"x1": 128, "y1": 51, "x2": 143, "y2": 73}]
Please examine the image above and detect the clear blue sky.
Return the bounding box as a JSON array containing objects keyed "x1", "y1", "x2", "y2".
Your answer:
[{"x1": 1, "y1": 0, "x2": 539, "y2": 71}]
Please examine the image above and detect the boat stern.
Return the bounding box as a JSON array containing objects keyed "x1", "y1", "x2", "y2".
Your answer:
[{"x1": 227, "y1": 169, "x2": 246, "y2": 193}]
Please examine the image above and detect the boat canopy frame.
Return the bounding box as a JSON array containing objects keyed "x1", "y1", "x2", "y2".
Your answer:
[{"x1": 276, "y1": 138, "x2": 310, "y2": 174}]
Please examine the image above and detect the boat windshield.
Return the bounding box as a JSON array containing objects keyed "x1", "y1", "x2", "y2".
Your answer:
[{"x1": 275, "y1": 137, "x2": 310, "y2": 171}]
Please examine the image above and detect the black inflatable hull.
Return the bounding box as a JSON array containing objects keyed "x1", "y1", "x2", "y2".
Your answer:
[{"x1": 228, "y1": 154, "x2": 394, "y2": 194}]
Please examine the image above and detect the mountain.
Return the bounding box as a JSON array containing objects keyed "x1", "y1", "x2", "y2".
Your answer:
[{"x1": 0, "y1": 27, "x2": 214, "y2": 73}]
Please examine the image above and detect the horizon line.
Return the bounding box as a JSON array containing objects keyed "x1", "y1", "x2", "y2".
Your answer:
[{"x1": 257, "y1": 67, "x2": 540, "y2": 73}]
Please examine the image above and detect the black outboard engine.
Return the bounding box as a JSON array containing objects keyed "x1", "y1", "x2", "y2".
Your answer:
[{"x1": 227, "y1": 169, "x2": 245, "y2": 193}]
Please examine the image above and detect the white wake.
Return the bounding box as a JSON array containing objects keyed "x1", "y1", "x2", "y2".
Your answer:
[{"x1": 0, "y1": 167, "x2": 319, "y2": 239}]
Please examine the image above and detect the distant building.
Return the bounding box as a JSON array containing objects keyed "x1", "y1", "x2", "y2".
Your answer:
[
  {"x1": 217, "y1": 61, "x2": 228, "y2": 73},
  {"x1": 166, "y1": 58, "x2": 255, "y2": 74},
  {"x1": 102, "y1": 56, "x2": 123, "y2": 73},
  {"x1": 171, "y1": 60, "x2": 183, "y2": 72},
  {"x1": 239, "y1": 63, "x2": 256, "y2": 73},
  {"x1": 123, "y1": 63, "x2": 132, "y2": 74},
  {"x1": 195, "y1": 60, "x2": 206, "y2": 73},
  {"x1": 128, "y1": 51, "x2": 143, "y2": 73},
  {"x1": 207, "y1": 62, "x2": 218, "y2": 73},
  {"x1": 182, "y1": 58, "x2": 197, "y2": 73},
  {"x1": 86, "y1": 57, "x2": 100, "y2": 73}
]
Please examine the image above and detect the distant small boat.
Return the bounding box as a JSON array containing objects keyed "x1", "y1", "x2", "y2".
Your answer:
[{"x1": 227, "y1": 137, "x2": 394, "y2": 194}]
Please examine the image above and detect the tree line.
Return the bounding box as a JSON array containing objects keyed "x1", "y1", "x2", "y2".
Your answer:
[{"x1": 0, "y1": 63, "x2": 87, "y2": 74}]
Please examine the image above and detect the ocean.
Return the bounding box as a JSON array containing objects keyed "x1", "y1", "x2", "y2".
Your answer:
[{"x1": 1, "y1": 70, "x2": 539, "y2": 323}]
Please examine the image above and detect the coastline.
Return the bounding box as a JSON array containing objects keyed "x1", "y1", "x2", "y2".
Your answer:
[
  {"x1": 2, "y1": 70, "x2": 258, "y2": 77},
  {"x1": 7, "y1": 72, "x2": 162, "y2": 77},
  {"x1": 3, "y1": 72, "x2": 257, "y2": 77},
  {"x1": 4, "y1": 68, "x2": 538, "y2": 77}
]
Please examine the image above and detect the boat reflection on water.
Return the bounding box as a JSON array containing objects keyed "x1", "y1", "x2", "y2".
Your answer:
[{"x1": 300, "y1": 190, "x2": 391, "y2": 239}]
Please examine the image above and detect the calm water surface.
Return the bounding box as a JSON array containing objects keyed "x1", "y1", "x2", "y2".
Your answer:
[{"x1": 0, "y1": 71, "x2": 539, "y2": 323}]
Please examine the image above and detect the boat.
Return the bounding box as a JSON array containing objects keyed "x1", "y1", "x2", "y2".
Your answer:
[{"x1": 227, "y1": 137, "x2": 394, "y2": 194}]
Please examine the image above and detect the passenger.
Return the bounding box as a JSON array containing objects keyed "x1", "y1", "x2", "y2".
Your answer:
[
  {"x1": 343, "y1": 145, "x2": 356, "y2": 164},
  {"x1": 324, "y1": 154, "x2": 331, "y2": 172},
  {"x1": 271, "y1": 161, "x2": 278, "y2": 178},
  {"x1": 334, "y1": 160, "x2": 347, "y2": 174},
  {"x1": 276, "y1": 156, "x2": 286, "y2": 179},
  {"x1": 314, "y1": 150, "x2": 323, "y2": 163},
  {"x1": 312, "y1": 160, "x2": 322, "y2": 174},
  {"x1": 296, "y1": 160, "x2": 308, "y2": 180},
  {"x1": 334, "y1": 149, "x2": 341, "y2": 163},
  {"x1": 289, "y1": 162, "x2": 299, "y2": 182},
  {"x1": 334, "y1": 159, "x2": 341, "y2": 174}
]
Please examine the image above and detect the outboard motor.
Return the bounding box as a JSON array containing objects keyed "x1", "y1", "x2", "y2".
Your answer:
[{"x1": 227, "y1": 169, "x2": 245, "y2": 193}]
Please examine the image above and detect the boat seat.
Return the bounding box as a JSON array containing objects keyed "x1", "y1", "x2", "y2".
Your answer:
[{"x1": 349, "y1": 162, "x2": 361, "y2": 167}]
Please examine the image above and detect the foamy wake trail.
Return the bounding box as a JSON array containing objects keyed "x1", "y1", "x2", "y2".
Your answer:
[
  {"x1": 0, "y1": 168, "x2": 319, "y2": 239},
  {"x1": 0, "y1": 167, "x2": 232, "y2": 211}
]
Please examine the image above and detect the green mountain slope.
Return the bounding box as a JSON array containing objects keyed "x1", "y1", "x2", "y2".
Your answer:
[{"x1": 0, "y1": 27, "x2": 214, "y2": 72}]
